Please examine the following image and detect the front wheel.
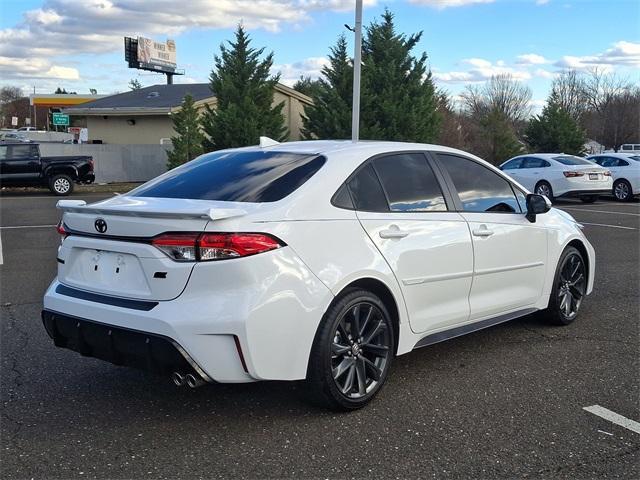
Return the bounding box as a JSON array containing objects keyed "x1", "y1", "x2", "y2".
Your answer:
[
  {"x1": 542, "y1": 246, "x2": 587, "y2": 326},
  {"x1": 49, "y1": 174, "x2": 74, "y2": 196},
  {"x1": 535, "y1": 181, "x2": 554, "y2": 202},
  {"x1": 580, "y1": 195, "x2": 598, "y2": 203},
  {"x1": 306, "y1": 289, "x2": 394, "y2": 411}
]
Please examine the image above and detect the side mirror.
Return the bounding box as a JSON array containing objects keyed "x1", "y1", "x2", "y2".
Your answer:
[{"x1": 525, "y1": 193, "x2": 551, "y2": 223}]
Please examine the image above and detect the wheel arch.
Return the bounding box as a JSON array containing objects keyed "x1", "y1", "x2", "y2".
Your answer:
[
  {"x1": 46, "y1": 165, "x2": 78, "y2": 179},
  {"x1": 566, "y1": 239, "x2": 590, "y2": 286},
  {"x1": 331, "y1": 277, "x2": 401, "y2": 355}
]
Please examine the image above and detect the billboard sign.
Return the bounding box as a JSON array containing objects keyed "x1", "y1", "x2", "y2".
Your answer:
[{"x1": 137, "y1": 37, "x2": 176, "y2": 71}]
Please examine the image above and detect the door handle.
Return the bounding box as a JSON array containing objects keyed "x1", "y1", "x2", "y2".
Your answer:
[
  {"x1": 379, "y1": 225, "x2": 409, "y2": 239},
  {"x1": 472, "y1": 225, "x2": 494, "y2": 237}
]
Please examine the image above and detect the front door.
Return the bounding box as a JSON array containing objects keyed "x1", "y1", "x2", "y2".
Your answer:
[
  {"x1": 348, "y1": 153, "x2": 474, "y2": 334},
  {"x1": 435, "y1": 153, "x2": 548, "y2": 320}
]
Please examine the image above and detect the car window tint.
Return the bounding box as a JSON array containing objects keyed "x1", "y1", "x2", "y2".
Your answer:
[
  {"x1": 553, "y1": 155, "x2": 592, "y2": 166},
  {"x1": 513, "y1": 187, "x2": 527, "y2": 213},
  {"x1": 0, "y1": 146, "x2": 6, "y2": 160},
  {"x1": 7, "y1": 145, "x2": 32, "y2": 159},
  {"x1": 132, "y1": 151, "x2": 325, "y2": 202},
  {"x1": 332, "y1": 184, "x2": 354, "y2": 209},
  {"x1": 630, "y1": 156, "x2": 640, "y2": 162},
  {"x1": 438, "y1": 154, "x2": 520, "y2": 213},
  {"x1": 348, "y1": 163, "x2": 389, "y2": 212},
  {"x1": 502, "y1": 158, "x2": 523, "y2": 170},
  {"x1": 523, "y1": 157, "x2": 549, "y2": 168},
  {"x1": 372, "y1": 153, "x2": 447, "y2": 212}
]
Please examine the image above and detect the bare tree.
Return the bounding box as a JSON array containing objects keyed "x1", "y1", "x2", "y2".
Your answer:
[
  {"x1": 549, "y1": 70, "x2": 587, "y2": 120},
  {"x1": 580, "y1": 69, "x2": 639, "y2": 150},
  {"x1": 0, "y1": 86, "x2": 27, "y2": 128},
  {"x1": 0, "y1": 86, "x2": 23, "y2": 105},
  {"x1": 461, "y1": 74, "x2": 532, "y2": 125},
  {"x1": 435, "y1": 89, "x2": 469, "y2": 151}
]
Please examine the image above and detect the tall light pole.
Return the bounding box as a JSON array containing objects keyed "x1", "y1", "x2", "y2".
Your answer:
[{"x1": 351, "y1": 0, "x2": 363, "y2": 142}]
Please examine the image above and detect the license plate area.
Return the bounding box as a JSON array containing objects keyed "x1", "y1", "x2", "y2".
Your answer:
[
  {"x1": 589, "y1": 173, "x2": 599, "y2": 180},
  {"x1": 62, "y1": 248, "x2": 151, "y2": 297}
]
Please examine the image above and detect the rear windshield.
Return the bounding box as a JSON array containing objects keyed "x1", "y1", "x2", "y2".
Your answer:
[
  {"x1": 132, "y1": 150, "x2": 326, "y2": 202},
  {"x1": 553, "y1": 155, "x2": 593, "y2": 166},
  {"x1": 629, "y1": 155, "x2": 640, "y2": 162}
]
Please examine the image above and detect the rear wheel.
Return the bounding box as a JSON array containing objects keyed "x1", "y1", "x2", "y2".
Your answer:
[
  {"x1": 542, "y1": 246, "x2": 587, "y2": 326},
  {"x1": 306, "y1": 289, "x2": 394, "y2": 411},
  {"x1": 613, "y1": 179, "x2": 632, "y2": 202},
  {"x1": 535, "y1": 181, "x2": 553, "y2": 202},
  {"x1": 580, "y1": 195, "x2": 598, "y2": 203},
  {"x1": 49, "y1": 174, "x2": 74, "y2": 196}
]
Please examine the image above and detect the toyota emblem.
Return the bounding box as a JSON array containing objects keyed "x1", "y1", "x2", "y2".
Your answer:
[{"x1": 94, "y1": 218, "x2": 107, "y2": 233}]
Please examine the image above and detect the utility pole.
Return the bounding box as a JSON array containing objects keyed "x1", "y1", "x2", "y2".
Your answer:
[{"x1": 351, "y1": 0, "x2": 363, "y2": 142}]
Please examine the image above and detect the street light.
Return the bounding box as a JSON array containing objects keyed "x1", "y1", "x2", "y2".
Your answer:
[{"x1": 351, "y1": 0, "x2": 363, "y2": 142}]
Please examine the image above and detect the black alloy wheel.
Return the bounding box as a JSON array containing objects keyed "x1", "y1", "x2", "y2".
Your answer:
[
  {"x1": 307, "y1": 289, "x2": 394, "y2": 410},
  {"x1": 613, "y1": 179, "x2": 632, "y2": 201},
  {"x1": 545, "y1": 247, "x2": 587, "y2": 325}
]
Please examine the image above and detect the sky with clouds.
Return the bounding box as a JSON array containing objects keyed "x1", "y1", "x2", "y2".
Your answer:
[{"x1": 0, "y1": 0, "x2": 638, "y2": 109}]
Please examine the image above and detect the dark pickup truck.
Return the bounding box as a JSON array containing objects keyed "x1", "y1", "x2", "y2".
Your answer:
[{"x1": 0, "y1": 142, "x2": 95, "y2": 195}]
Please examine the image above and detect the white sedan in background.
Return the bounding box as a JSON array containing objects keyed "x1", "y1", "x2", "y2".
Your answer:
[
  {"x1": 500, "y1": 154, "x2": 612, "y2": 203},
  {"x1": 587, "y1": 153, "x2": 640, "y2": 201}
]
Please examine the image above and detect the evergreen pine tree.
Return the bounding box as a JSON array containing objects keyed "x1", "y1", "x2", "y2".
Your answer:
[
  {"x1": 359, "y1": 9, "x2": 440, "y2": 142},
  {"x1": 526, "y1": 98, "x2": 587, "y2": 155},
  {"x1": 481, "y1": 109, "x2": 525, "y2": 164},
  {"x1": 301, "y1": 35, "x2": 353, "y2": 139},
  {"x1": 201, "y1": 25, "x2": 286, "y2": 151},
  {"x1": 166, "y1": 94, "x2": 204, "y2": 170}
]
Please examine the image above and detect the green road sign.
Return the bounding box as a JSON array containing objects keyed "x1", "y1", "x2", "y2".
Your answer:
[{"x1": 52, "y1": 113, "x2": 69, "y2": 126}]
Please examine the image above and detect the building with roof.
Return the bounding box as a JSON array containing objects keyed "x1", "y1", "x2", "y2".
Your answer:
[{"x1": 63, "y1": 83, "x2": 312, "y2": 145}]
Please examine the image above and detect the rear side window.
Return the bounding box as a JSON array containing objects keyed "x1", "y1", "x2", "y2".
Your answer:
[
  {"x1": 502, "y1": 158, "x2": 523, "y2": 170},
  {"x1": 372, "y1": 153, "x2": 447, "y2": 212},
  {"x1": 132, "y1": 151, "x2": 326, "y2": 202},
  {"x1": 523, "y1": 157, "x2": 550, "y2": 168},
  {"x1": 438, "y1": 154, "x2": 520, "y2": 213},
  {"x1": 6, "y1": 145, "x2": 33, "y2": 159},
  {"x1": 347, "y1": 163, "x2": 389, "y2": 212}
]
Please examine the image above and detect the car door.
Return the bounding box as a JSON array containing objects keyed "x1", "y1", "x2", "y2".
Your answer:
[
  {"x1": 515, "y1": 157, "x2": 550, "y2": 191},
  {"x1": 349, "y1": 152, "x2": 474, "y2": 334},
  {"x1": 435, "y1": 153, "x2": 548, "y2": 320},
  {"x1": 0, "y1": 144, "x2": 40, "y2": 182}
]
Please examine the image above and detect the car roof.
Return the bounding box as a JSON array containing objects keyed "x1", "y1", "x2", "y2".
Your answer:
[
  {"x1": 226, "y1": 139, "x2": 479, "y2": 160},
  {"x1": 587, "y1": 152, "x2": 637, "y2": 159}
]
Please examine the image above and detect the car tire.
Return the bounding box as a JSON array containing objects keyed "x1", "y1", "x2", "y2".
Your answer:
[
  {"x1": 580, "y1": 195, "x2": 598, "y2": 203},
  {"x1": 542, "y1": 246, "x2": 587, "y2": 326},
  {"x1": 49, "y1": 174, "x2": 74, "y2": 196},
  {"x1": 306, "y1": 289, "x2": 395, "y2": 411},
  {"x1": 613, "y1": 179, "x2": 633, "y2": 202},
  {"x1": 534, "y1": 181, "x2": 554, "y2": 202}
]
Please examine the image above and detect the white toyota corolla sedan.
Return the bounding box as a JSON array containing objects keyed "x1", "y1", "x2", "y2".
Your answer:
[
  {"x1": 500, "y1": 153, "x2": 612, "y2": 203},
  {"x1": 43, "y1": 141, "x2": 596, "y2": 410},
  {"x1": 586, "y1": 153, "x2": 640, "y2": 202}
]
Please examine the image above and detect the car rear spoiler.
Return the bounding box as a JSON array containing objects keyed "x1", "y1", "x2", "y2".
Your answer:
[{"x1": 56, "y1": 199, "x2": 247, "y2": 221}]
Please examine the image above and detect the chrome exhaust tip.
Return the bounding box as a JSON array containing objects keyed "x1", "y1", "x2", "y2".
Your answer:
[
  {"x1": 172, "y1": 371, "x2": 186, "y2": 387},
  {"x1": 185, "y1": 373, "x2": 205, "y2": 388}
]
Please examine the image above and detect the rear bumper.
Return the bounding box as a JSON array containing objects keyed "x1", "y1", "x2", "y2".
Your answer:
[
  {"x1": 79, "y1": 173, "x2": 95, "y2": 184},
  {"x1": 42, "y1": 310, "x2": 211, "y2": 381},
  {"x1": 42, "y1": 247, "x2": 334, "y2": 383}
]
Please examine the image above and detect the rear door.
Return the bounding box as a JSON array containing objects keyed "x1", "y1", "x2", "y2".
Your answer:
[
  {"x1": 516, "y1": 157, "x2": 551, "y2": 191},
  {"x1": 350, "y1": 152, "x2": 473, "y2": 334},
  {"x1": 435, "y1": 153, "x2": 548, "y2": 320}
]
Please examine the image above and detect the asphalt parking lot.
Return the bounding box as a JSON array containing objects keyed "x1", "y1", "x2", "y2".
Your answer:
[{"x1": 1, "y1": 192, "x2": 638, "y2": 479}]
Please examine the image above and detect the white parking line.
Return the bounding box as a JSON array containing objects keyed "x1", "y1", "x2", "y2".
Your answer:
[
  {"x1": 580, "y1": 222, "x2": 637, "y2": 231},
  {"x1": 0, "y1": 224, "x2": 56, "y2": 230},
  {"x1": 584, "y1": 405, "x2": 640, "y2": 434},
  {"x1": 561, "y1": 207, "x2": 640, "y2": 217}
]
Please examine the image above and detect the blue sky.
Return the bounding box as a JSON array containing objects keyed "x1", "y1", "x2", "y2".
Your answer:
[{"x1": 1, "y1": 0, "x2": 638, "y2": 109}]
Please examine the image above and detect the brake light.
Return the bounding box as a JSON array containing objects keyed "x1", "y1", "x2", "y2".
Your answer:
[
  {"x1": 88, "y1": 158, "x2": 94, "y2": 170},
  {"x1": 56, "y1": 222, "x2": 68, "y2": 244},
  {"x1": 151, "y1": 233, "x2": 284, "y2": 262},
  {"x1": 563, "y1": 171, "x2": 585, "y2": 177}
]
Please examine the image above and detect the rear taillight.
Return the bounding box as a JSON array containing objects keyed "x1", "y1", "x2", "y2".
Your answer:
[
  {"x1": 88, "y1": 158, "x2": 94, "y2": 170},
  {"x1": 151, "y1": 232, "x2": 283, "y2": 262},
  {"x1": 563, "y1": 171, "x2": 585, "y2": 178},
  {"x1": 604, "y1": 170, "x2": 611, "y2": 176},
  {"x1": 56, "y1": 222, "x2": 68, "y2": 244}
]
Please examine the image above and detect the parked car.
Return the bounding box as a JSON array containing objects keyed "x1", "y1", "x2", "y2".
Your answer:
[
  {"x1": 16, "y1": 126, "x2": 39, "y2": 132},
  {"x1": 0, "y1": 132, "x2": 31, "y2": 142},
  {"x1": 619, "y1": 144, "x2": 640, "y2": 153},
  {"x1": 0, "y1": 142, "x2": 94, "y2": 195},
  {"x1": 43, "y1": 141, "x2": 595, "y2": 410},
  {"x1": 586, "y1": 153, "x2": 640, "y2": 201},
  {"x1": 500, "y1": 154, "x2": 612, "y2": 203}
]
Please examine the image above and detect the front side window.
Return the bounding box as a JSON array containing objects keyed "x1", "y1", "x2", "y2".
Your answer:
[
  {"x1": 132, "y1": 150, "x2": 326, "y2": 202},
  {"x1": 7, "y1": 145, "x2": 33, "y2": 159},
  {"x1": 372, "y1": 153, "x2": 447, "y2": 212},
  {"x1": 438, "y1": 154, "x2": 520, "y2": 213},
  {"x1": 502, "y1": 158, "x2": 523, "y2": 170}
]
